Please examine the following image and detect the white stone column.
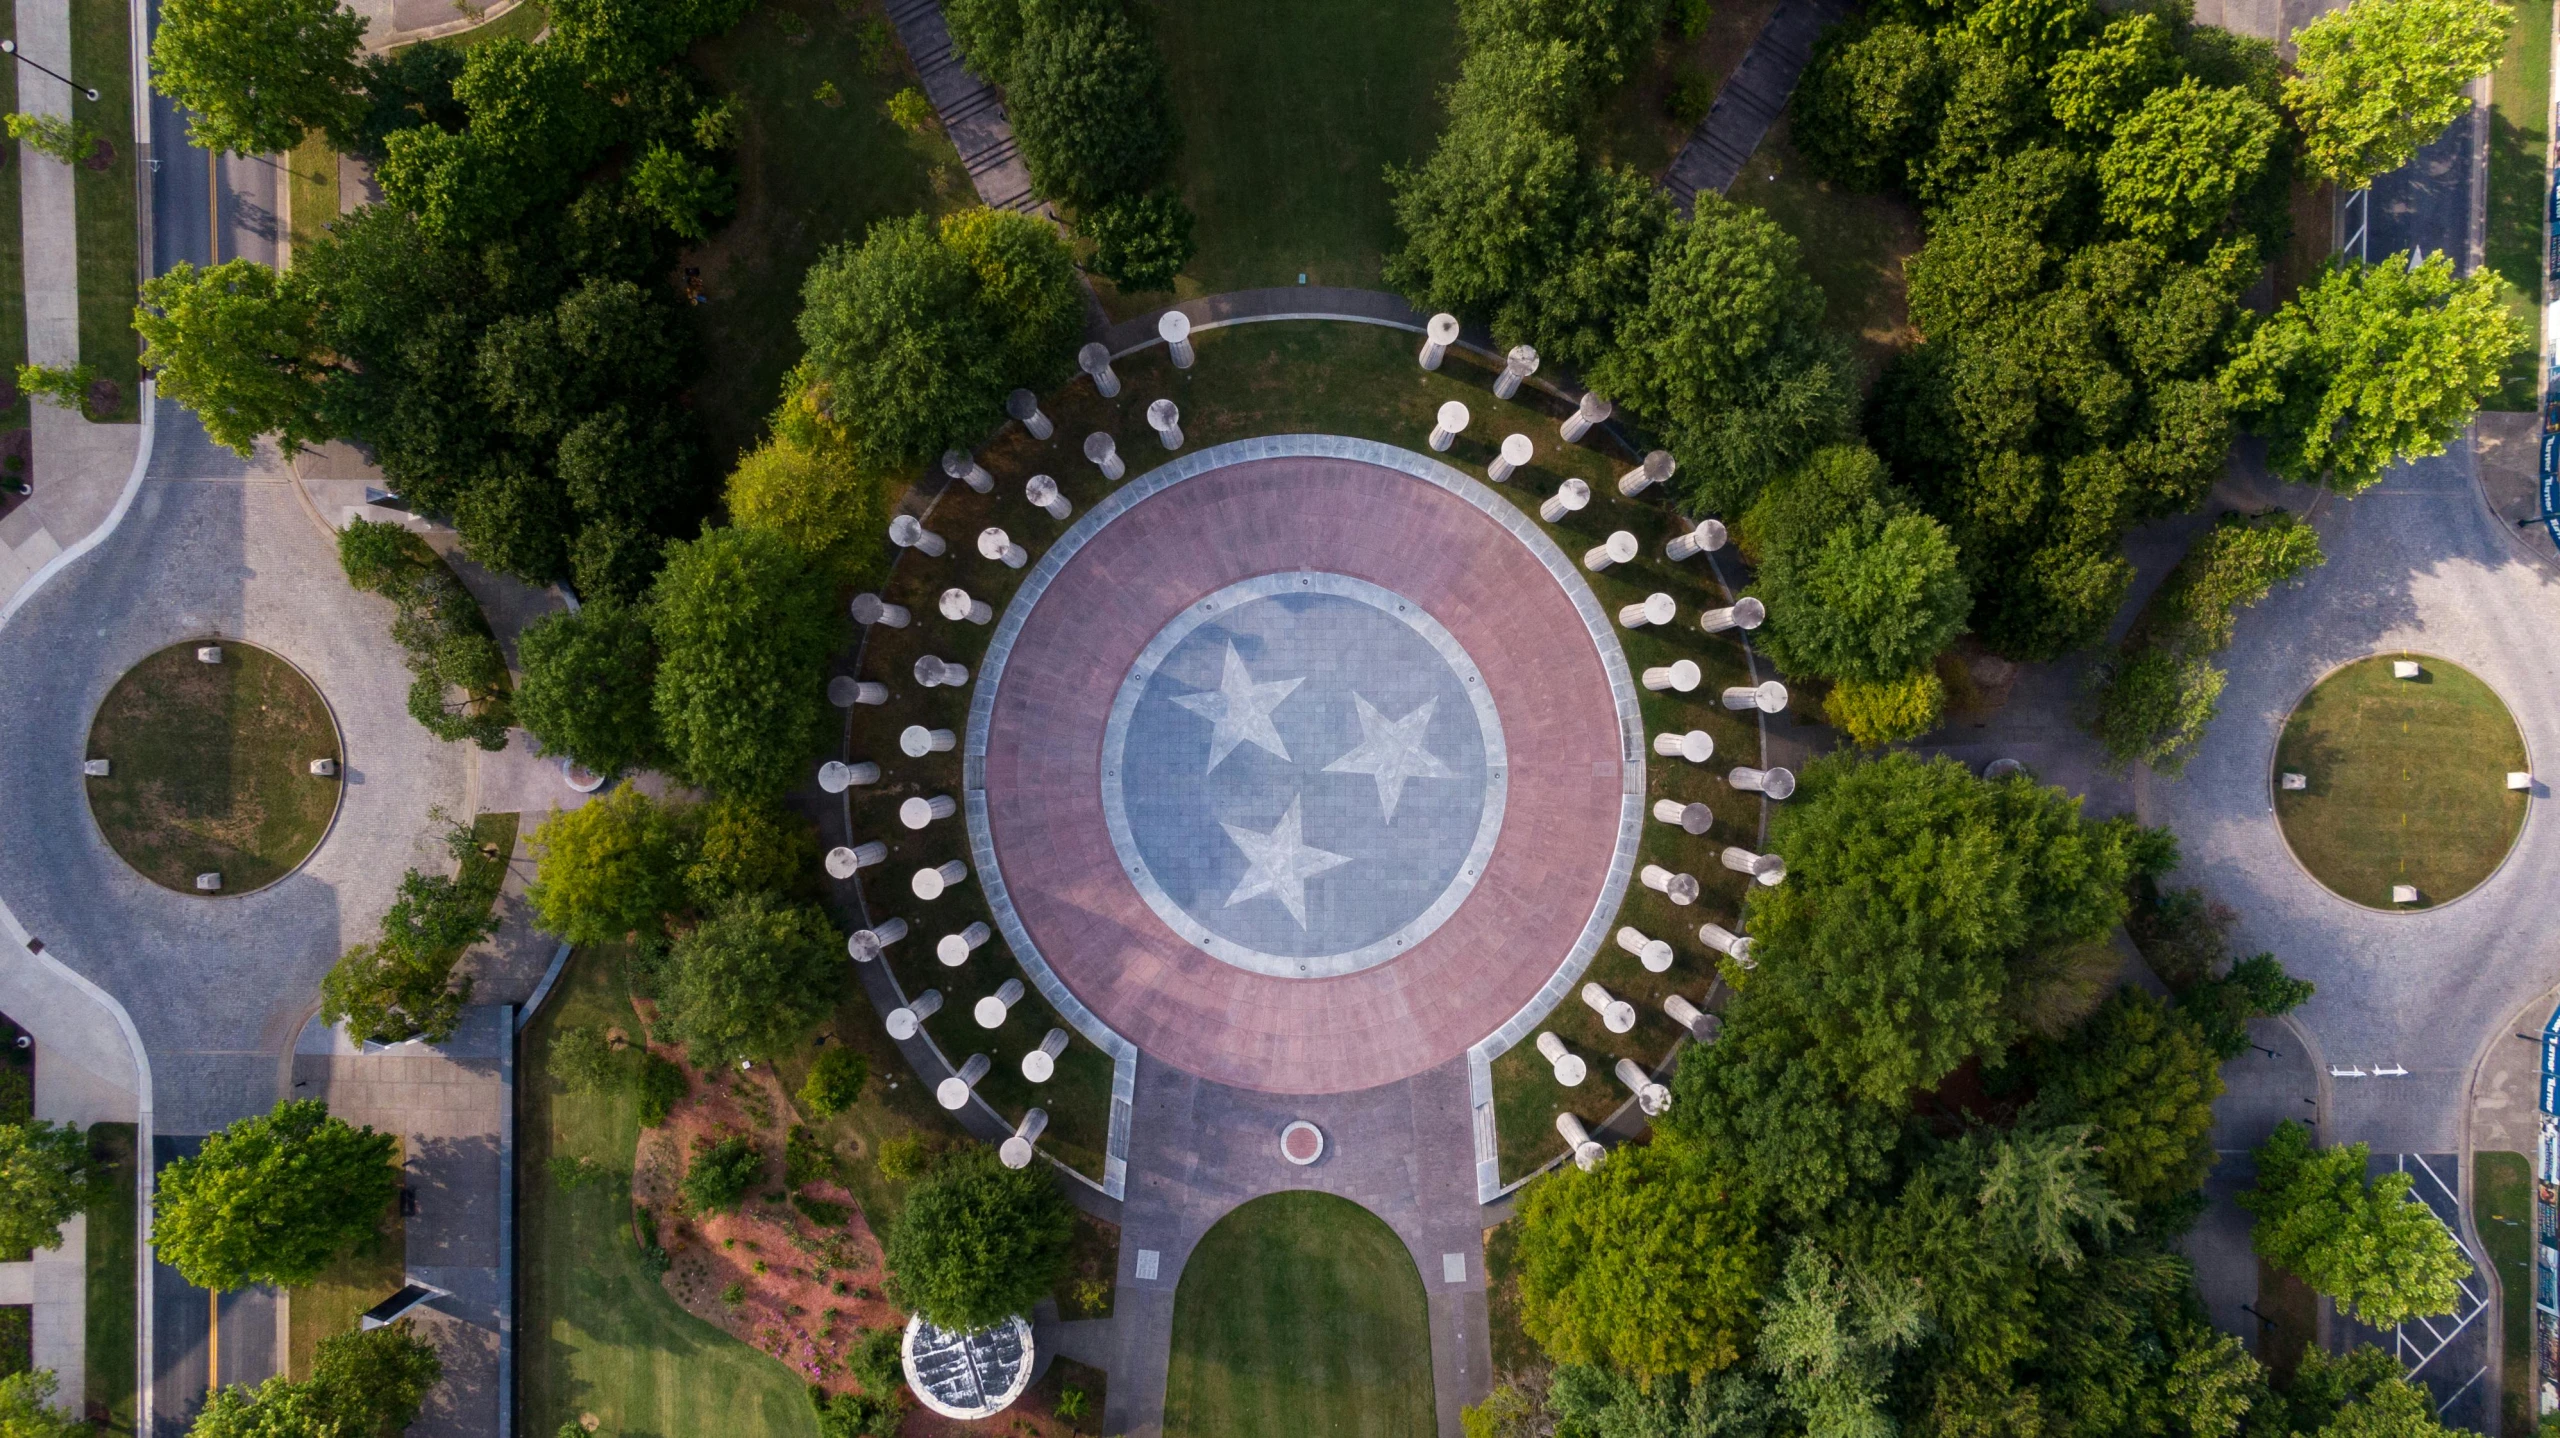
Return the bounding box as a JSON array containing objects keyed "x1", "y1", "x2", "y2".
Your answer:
[
  {"x1": 1079, "y1": 341, "x2": 1121, "y2": 397},
  {"x1": 974, "y1": 978, "x2": 1025, "y2": 1029},
  {"x1": 937, "y1": 1053, "x2": 992, "y2": 1110},
  {"x1": 1429, "y1": 400, "x2": 1470, "y2": 452},
  {"x1": 937, "y1": 921, "x2": 992, "y2": 966},
  {"x1": 901, "y1": 725, "x2": 958, "y2": 756},
  {"x1": 1652, "y1": 798, "x2": 1713, "y2": 834},
  {"x1": 1665, "y1": 993, "x2": 1719, "y2": 1039},
  {"x1": 1580, "y1": 981, "x2": 1637, "y2": 1033},
  {"x1": 1147, "y1": 398, "x2": 1184, "y2": 450},
  {"x1": 1022, "y1": 1028, "x2": 1070, "y2": 1082},
  {"x1": 941, "y1": 449, "x2": 995, "y2": 494},
  {"x1": 1535, "y1": 1032, "x2": 1587, "y2": 1086},
  {"x1": 851, "y1": 592, "x2": 911, "y2": 628},
  {"x1": 1614, "y1": 1058, "x2": 1673, "y2": 1115},
  {"x1": 1618, "y1": 593, "x2": 1675, "y2": 629},
  {"x1": 1639, "y1": 864, "x2": 1701, "y2": 906},
  {"x1": 1641, "y1": 659, "x2": 1701, "y2": 693},
  {"x1": 849, "y1": 917, "x2": 910, "y2": 962},
  {"x1": 824, "y1": 841, "x2": 888, "y2": 878},
  {"x1": 1488, "y1": 433, "x2": 1533, "y2": 483},
  {"x1": 1699, "y1": 597, "x2": 1765, "y2": 633},
  {"x1": 1000, "y1": 1107, "x2": 1050, "y2": 1168},
  {"x1": 1696, "y1": 922, "x2": 1756, "y2": 966},
  {"x1": 1556, "y1": 1113, "x2": 1607, "y2": 1171},
  {"x1": 1560, "y1": 392, "x2": 1613, "y2": 443},
  {"x1": 940, "y1": 588, "x2": 995, "y2": 625},
  {"x1": 1418, "y1": 312, "x2": 1460, "y2": 370},
  {"x1": 1539, "y1": 478, "x2": 1591, "y2": 523},
  {"x1": 1084, "y1": 431, "x2": 1125, "y2": 481},
  {"x1": 913, "y1": 654, "x2": 970, "y2": 688},
  {"x1": 885, "y1": 988, "x2": 942, "y2": 1039},
  {"x1": 979, "y1": 527, "x2": 1029, "y2": 568},
  {"x1": 900, "y1": 793, "x2": 959, "y2": 829},
  {"x1": 1617, "y1": 450, "x2": 1675, "y2": 497},
  {"x1": 1727, "y1": 766, "x2": 1796, "y2": 801},
  {"x1": 912, "y1": 859, "x2": 971, "y2": 899},
  {"x1": 888, "y1": 515, "x2": 946, "y2": 557},
  {"x1": 1615, "y1": 925, "x2": 1675, "y2": 972},
  {"x1": 1666, "y1": 519, "x2": 1727, "y2": 560},
  {"x1": 829, "y1": 677, "x2": 890, "y2": 707},
  {"x1": 1721, "y1": 680, "x2": 1789, "y2": 713},
  {"x1": 1719, "y1": 847, "x2": 1786, "y2": 886},
  {"x1": 1159, "y1": 310, "x2": 1195, "y2": 368},
  {"x1": 1025, "y1": 474, "x2": 1073, "y2": 520},
  {"x1": 1653, "y1": 730, "x2": 1714, "y2": 764},
  {"x1": 1495, "y1": 343, "x2": 1539, "y2": 399},
  {"x1": 1585, "y1": 531, "x2": 1638, "y2": 572},
  {"x1": 818, "y1": 760, "x2": 881, "y2": 793},
  {"x1": 1007, "y1": 388, "x2": 1054, "y2": 440}
]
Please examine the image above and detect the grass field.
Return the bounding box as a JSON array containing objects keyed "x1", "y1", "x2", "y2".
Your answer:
[
  {"x1": 83, "y1": 641, "x2": 343, "y2": 894},
  {"x1": 69, "y1": 0, "x2": 139, "y2": 421},
  {"x1": 2273, "y1": 654, "x2": 2529, "y2": 908},
  {"x1": 85, "y1": 1122, "x2": 136, "y2": 1433},
  {"x1": 682, "y1": 0, "x2": 973, "y2": 470},
  {"x1": 521, "y1": 946, "x2": 817, "y2": 1438},
  {"x1": 2476, "y1": 1150, "x2": 2535, "y2": 1437},
  {"x1": 852, "y1": 320, "x2": 1759, "y2": 1181},
  {"x1": 1130, "y1": 0, "x2": 1457, "y2": 308},
  {"x1": 284, "y1": 134, "x2": 340, "y2": 258},
  {"x1": 1726, "y1": 119, "x2": 1924, "y2": 383},
  {"x1": 2483, "y1": 0, "x2": 2550, "y2": 411},
  {"x1": 285, "y1": 1170, "x2": 403, "y2": 1379},
  {"x1": 1163, "y1": 1191, "x2": 1435, "y2": 1437}
]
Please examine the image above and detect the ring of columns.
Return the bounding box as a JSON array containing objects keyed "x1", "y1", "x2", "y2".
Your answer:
[{"x1": 967, "y1": 436, "x2": 1644, "y2": 1095}]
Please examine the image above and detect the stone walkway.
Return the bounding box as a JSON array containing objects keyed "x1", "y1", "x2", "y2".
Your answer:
[
  {"x1": 882, "y1": 0, "x2": 1040, "y2": 214},
  {"x1": 1660, "y1": 0, "x2": 1854, "y2": 210}
]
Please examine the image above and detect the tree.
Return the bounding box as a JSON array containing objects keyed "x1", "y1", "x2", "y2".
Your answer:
[
  {"x1": 1457, "y1": 0, "x2": 1672, "y2": 89},
  {"x1": 2182, "y1": 951, "x2": 2316, "y2": 1060},
  {"x1": 4, "y1": 112, "x2": 101, "y2": 166},
  {"x1": 1514, "y1": 1140, "x2": 1765, "y2": 1381},
  {"x1": 2031, "y1": 989, "x2": 2221, "y2": 1207},
  {"x1": 0, "y1": 1122, "x2": 99, "y2": 1256},
  {"x1": 0, "y1": 1370, "x2": 87, "y2": 1438},
  {"x1": 884, "y1": 1146, "x2": 1076, "y2": 1331},
  {"x1": 681, "y1": 1134, "x2": 763, "y2": 1213},
  {"x1": 1748, "y1": 487, "x2": 1969, "y2": 684},
  {"x1": 331, "y1": 42, "x2": 466, "y2": 162},
  {"x1": 2097, "y1": 80, "x2": 2281, "y2": 247},
  {"x1": 1383, "y1": 37, "x2": 1585, "y2": 332},
  {"x1": 152, "y1": 1100, "x2": 400, "y2": 1290},
  {"x1": 724, "y1": 433, "x2": 892, "y2": 593},
  {"x1": 546, "y1": 1026, "x2": 626, "y2": 1095},
  {"x1": 637, "y1": 1053, "x2": 689, "y2": 1126},
  {"x1": 320, "y1": 866, "x2": 493, "y2": 1045},
  {"x1": 309, "y1": 1322, "x2": 443, "y2": 1437},
  {"x1": 527, "y1": 787, "x2": 689, "y2": 946},
  {"x1": 150, "y1": 0, "x2": 366, "y2": 154},
  {"x1": 2221, "y1": 252, "x2": 2522, "y2": 493},
  {"x1": 1006, "y1": 0, "x2": 1179, "y2": 209},
  {"x1": 2285, "y1": 0, "x2": 2509, "y2": 188},
  {"x1": 655, "y1": 893, "x2": 843, "y2": 1067},
  {"x1": 1794, "y1": 21, "x2": 1947, "y2": 192},
  {"x1": 799, "y1": 1047, "x2": 869, "y2": 1119},
  {"x1": 2090, "y1": 513, "x2": 2323, "y2": 771},
  {"x1": 2046, "y1": 13, "x2": 2178, "y2": 137},
  {"x1": 135, "y1": 261, "x2": 331, "y2": 458},
  {"x1": 1660, "y1": 1000, "x2": 1901, "y2": 1224},
  {"x1": 515, "y1": 601, "x2": 661, "y2": 779},
  {"x1": 1824, "y1": 672, "x2": 1946, "y2": 748},
  {"x1": 682, "y1": 797, "x2": 820, "y2": 912},
  {"x1": 190, "y1": 1377, "x2": 335, "y2": 1438},
  {"x1": 650, "y1": 525, "x2": 838, "y2": 799},
  {"x1": 629, "y1": 143, "x2": 734, "y2": 241},
  {"x1": 2240, "y1": 1121, "x2": 2472, "y2": 1325},
  {"x1": 2283, "y1": 1345, "x2": 2469, "y2": 1438},
  {"x1": 1080, "y1": 188, "x2": 1195, "y2": 292}
]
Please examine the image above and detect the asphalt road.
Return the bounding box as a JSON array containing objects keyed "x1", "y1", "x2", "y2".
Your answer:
[{"x1": 148, "y1": 1137, "x2": 278, "y2": 1438}]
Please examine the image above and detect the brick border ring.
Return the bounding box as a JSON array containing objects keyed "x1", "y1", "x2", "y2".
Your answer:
[{"x1": 966, "y1": 434, "x2": 1645, "y2": 1095}]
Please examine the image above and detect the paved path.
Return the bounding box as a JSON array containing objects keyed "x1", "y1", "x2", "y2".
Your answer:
[
  {"x1": 882, "y1": 0, "x2": 1040, "y2": 214},
  {"x1": 1660, "y1": 0, "x2": 1853, "y2": 210}
]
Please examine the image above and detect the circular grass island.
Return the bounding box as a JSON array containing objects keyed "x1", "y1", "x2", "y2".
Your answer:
[
  {"x1": 2273, "y1": 654, "x2": 2528, "y2": 910},
  {"x1": 84, "y1": 641, "x2": 343, "y2": 895}
]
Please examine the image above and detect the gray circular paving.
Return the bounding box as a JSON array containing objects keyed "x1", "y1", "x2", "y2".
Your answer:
[{"x1": 1101, "y1": 572, "x2": 1507, "y2": 979}]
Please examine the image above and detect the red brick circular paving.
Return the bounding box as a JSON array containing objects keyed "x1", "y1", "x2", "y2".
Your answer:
[{"x1": 979, "y1": 452, "x2": 1627, "y2": 1095}]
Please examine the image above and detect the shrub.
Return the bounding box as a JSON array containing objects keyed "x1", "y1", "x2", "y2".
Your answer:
[
  {"x1": 799, "y1": 1047, "x2": 869, "y2": 1119},
  {"x1": 637, "y1": 1053, "x2": 689, "y2": 1127},
  {"x1": 1081, "y1": 188, "x2": 1195, "y2": 292},
  {"x1": 547, "y1": 1026, "x2": 626, "y2": 1095},
  {"x1": 784, "y1": 1124, "x2": 833, "y2": 1188},
  {"x1": 5, "y1": 111, "x2": 102, "y2": 166},
  {"x1": 874, "y1": 1134, "x2": 928, "y2": 1180},
  {"x1": 792, "y1": 1192, "x2": 850, "y2": 1226},
  {"x1": 1823, "y1": 671, "x2": 1945, "y2": 748},
  {"x1": 682, "y1": 1135, "x2": 763, "y2": 1214},
  {"x1": 885, "y1": 86, "x2": 936, "y2": 134},
  {"x1": 2088, "y1": 514, "x2": 2322, "y2": 772},
  {"x1": 1666, "y1": 64, "x2": 1715, "y2": 127},
  {"x1": 14, "y1": 363, "x2": 96, "y2": 413},
  {"x1": 336, "y1": 518, "x2": 513, "y2": 749}
]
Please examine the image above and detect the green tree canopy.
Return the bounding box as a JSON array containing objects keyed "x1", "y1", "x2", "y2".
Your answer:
[
  {"x1": 309, "y1": 1322, "x2": 444, "y2": 1437},
  {"x1": 2221, "y1": 252, "x2": 2521, "y2": 493},
  {"x1": 515, "y1": 600, "x2": 661, "y2": 780},
  {"x1": 0, "y1": 1122, "x2": 99, "y2": 1256},
  {"x1": 681, "y1": 797, "x2": 819, "y2": 913},
  {"x1": 1793, "y1": 20, "x2": 1948, "y2": 191},
  {"x1": 527, "y1": 787, "x2": 689, "y2": 946},
  {"x1": 655, "y1": 893, "x2": 842, "y2": 1067},
  {"x1": 319, "y1": 866, "x2": 491, "y2": 1045},
  {"x1": 1383, "y1": 36, "x2": 1586, "y2": 332},
  {"x1": 1745, "y1": 449, "x2": 1969, "y2": 684},
  {"x1": 0, "y1": 1369, "x2": 88, "y2": 1438},
  {"x1": 2046, "y1": 13, "x2": 2178, "y2": 137},
  {"x1": 150, "y1": 0, "x2": 366, "y2": 154},
  {"x1": 724, "y1": 395, "x2": 894, "y2": 593},
  {"x1": 2096, "y1": 80, "x2": 2282, "y2": 246},
  {"x1": 1006, "y1": 0, "x2": 1178, "y2": 208},
  {"x1": 153, "y1": 1100, "x2": 400, "y2": 1290},
  {"x1": 1660, "y1": 1000, "x2": 1901, "y2": 1225},
  {"x1": 2284, "y1": 0, "x2": 2510, "y2": 187},
  {"x1": 884, "y1": 1146, "x2": 1077, "y2": 1330},
  {"x1": 1515, "y1": 1140, "x2": 1766, "y2": 1381},
  {"x1": 135, "y1": 261, "x2": 332, "y2": 459},
  {"x1": 649, "y1": 525, "x2": 838, "y2": 799},
  {"x1": 2281, "y1": 1345, "x2": 2470, "y2": 1438},
  {"x1": 2240, "y1": 1121, "x2": 2472, "y2": 1326},
  {"x1": 2030, "y1": 989, "x2": 2222, "y2": 1207}
]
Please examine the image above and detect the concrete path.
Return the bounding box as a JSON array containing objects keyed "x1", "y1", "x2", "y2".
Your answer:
[
  {"x1": 1660, "y1": 0, "x2": 1854, "y2": 211},
  {"x1": 882, "y1": 0, "x2": 1040, "y2": 214}
]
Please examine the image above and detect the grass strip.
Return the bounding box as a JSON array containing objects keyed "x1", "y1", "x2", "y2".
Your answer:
[
  {"x1": 285, "y1": 134, "x2": 339, "y2": 257},
  {"x1": 68, "y1": 0, "x2": 138, "y2": 420},
  {"x1": 2485, "y1": 0, "x2": 2552, "y2": 411},
  {"x1": 2476, "y1": 1150, "x2": 2534, "y2": 1437},
  {"x1": 83, "y1": 1122, "x2": 136, "y2": 1432},
  {"x1": 0, "y1": 3, "x2": 23, "y2": 442}
]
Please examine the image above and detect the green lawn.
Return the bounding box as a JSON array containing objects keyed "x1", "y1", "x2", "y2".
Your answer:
[
  {"x1": 681, "y1": 0, "x2": 974, "y2": 470},
  {"x1": 2273, "y1": 654, "x2": 2529, "y2": 908},
  {"x1": 2476, "y1": 1150, "x2": 2535, "y2": 1437},
  {"x1": 285, "y1": 1172, "x2": 403, "y2": 1379},
  {"x1": 1164, "y1": 1192, "x2": 1435, "y2": 1437},
  {"x1": 854, "y1": 320, "x2": 1758, "y2": 1182},
  {"x1": 521, "y1": 946, "x2": 817, "y2": 1438},
  {"x1": 1131, "y1": 0, "x2": 1457, "y2": 307},
  {"x1": 424, "y1": 0, "x2": 549, "y2": 47},
  {"x1": 84, "y1": 1122, "x2": 136, "y2": 1434},
  {"x1": 285, "y1": 133, "x2": 340, "y2": 257},
  {"x1": 1725, "y1": 118, "x2": 1924, "y2": 383},
  {"x1": 2484, "y1": 0, "x2": 2550, "y2": 411},
  {"x1": 70, "y1": 0, "x2": 139, "y2": 420}
]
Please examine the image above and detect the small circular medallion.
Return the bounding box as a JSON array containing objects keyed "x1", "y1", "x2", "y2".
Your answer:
[{"x1": 1279, "y1": 1121, "x2": 1325, "y2": 1166}]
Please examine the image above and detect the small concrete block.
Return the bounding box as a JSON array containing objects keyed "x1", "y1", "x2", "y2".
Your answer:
[
  {"x1": 2392, "y1": 884, "x2": 2418, "y2": 904},
  {"x1": 2280, "y1": 771, "x2": 2306, "y2": 791},
  {"x1": 195, "y1": 645, "x2": 223, "y2": 664},
  {"x1": 2393, "y1": 660, "x2": 2420, "y2": 679},
  {"x1": 194, "y1": 873, "x2": 222, "y2": 892},
  {"x1": 2509, "y1": 771, "x2": 2533, "y2": 791},
  {"x1": 1441, "y1": 1252, "x2": 1467, "y2": 1283},
  {"x1": 80, "y1": 759, "x2": 108, "y2": 777},
  {"x1": 1134, "y1": 1249, "x2": 1161, "y2": 1281},
  {"x1": 309, "y1": 758, "x2": 338, "y2": 777}
]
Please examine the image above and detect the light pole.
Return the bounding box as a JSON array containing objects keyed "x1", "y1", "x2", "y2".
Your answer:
[{"x1": 0, "y1": 40, "x2": 100, "y2": 102}]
